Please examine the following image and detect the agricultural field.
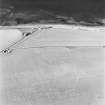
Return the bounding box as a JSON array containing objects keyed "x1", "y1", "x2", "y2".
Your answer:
[{"x1": 0, "y1": 26, "x2": 105, "y2": 105}]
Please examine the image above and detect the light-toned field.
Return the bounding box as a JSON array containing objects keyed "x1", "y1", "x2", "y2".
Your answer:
[
  {"x1": 1, "y1": 47, "x2": 104, "y2": 105},
  {"x1": 0, "y1": 29, "x2": 22, "y2": 51},
  {"x1": 0, "y1": 24, "x2": 105, "y2": 51},
  {"x1": 0, "y1": 26, "x2": 105, "y2": 105}
]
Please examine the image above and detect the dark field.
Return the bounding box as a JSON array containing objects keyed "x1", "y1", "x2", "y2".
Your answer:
[{"x1": 0, "y1": 0, "x2": 105, "y2": 26}]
